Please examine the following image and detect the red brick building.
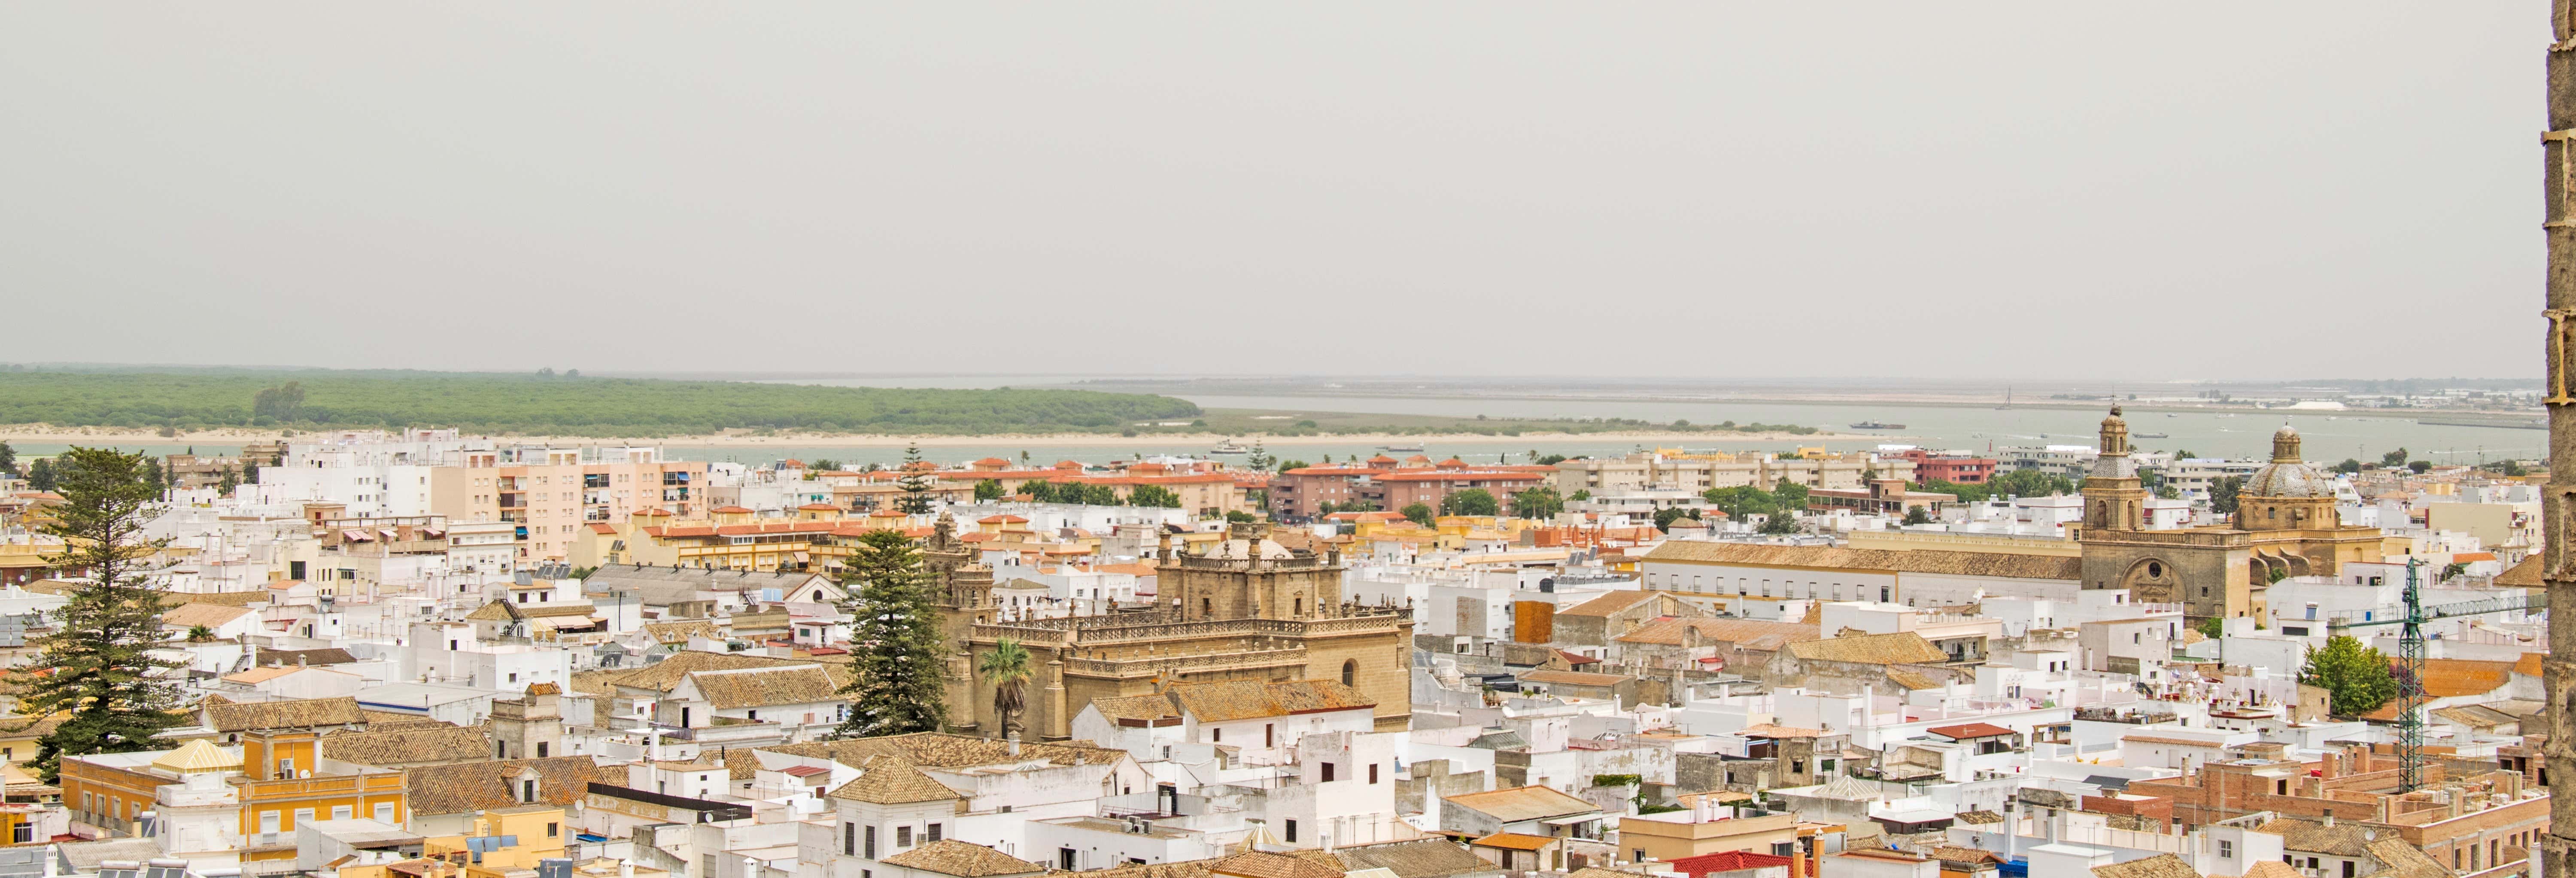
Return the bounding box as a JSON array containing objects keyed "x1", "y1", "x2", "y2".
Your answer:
[{"x1": 1891, "y1": 449, "x2": 1996, "y2": 484}]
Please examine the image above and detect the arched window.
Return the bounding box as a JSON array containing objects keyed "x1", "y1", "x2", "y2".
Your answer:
[{"x1": 1342, "y1": 659, "x2": 1358, "y2": 687}]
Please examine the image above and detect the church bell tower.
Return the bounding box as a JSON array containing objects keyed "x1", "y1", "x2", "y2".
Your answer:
[{"x1": 2082, "y1": 405, "x2": 2147, "y2": 533}]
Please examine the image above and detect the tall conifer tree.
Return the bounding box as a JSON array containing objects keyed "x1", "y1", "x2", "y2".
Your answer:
[
  {"x1": 21, "y1": 447, "x2": 185, "y2": 782},
  {"x1": 830, "y1": 529, "x2": 948, "y2": 737},
  {"x1": 894, "y1": 443, "x2": 935, "y2": 514}
]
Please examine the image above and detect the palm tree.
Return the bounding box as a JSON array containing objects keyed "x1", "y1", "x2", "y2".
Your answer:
[
  {"x1": 978, "y1": 638, "x2": 1034, "y2": 740},
  {"x1": 185, "y1": 625, "x2": 214, "y2": 643}
]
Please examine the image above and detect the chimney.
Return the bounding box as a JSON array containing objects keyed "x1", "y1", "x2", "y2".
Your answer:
[
  {"x1": 649, "y1": 728, "x2": 663, "y2": 763},
  {"x1": 1008, "y1": 732, "x2": 1021, "y2": 757},
  {"x1": 2322, "y1": 814, "x2": 2335, "y2": 827},
  {"x1": 621, "y1": 863, "x2": 635, "y2": 878}
]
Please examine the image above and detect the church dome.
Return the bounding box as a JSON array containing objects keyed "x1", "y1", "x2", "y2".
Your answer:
[{"x1": 2244, "y1": 424, "x2": 2336, "y2": 498}]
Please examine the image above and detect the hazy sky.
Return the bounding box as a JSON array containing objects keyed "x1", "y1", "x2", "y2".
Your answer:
[{"x1": 0, "y1": 4, "x2": 2543, "y2": 381}]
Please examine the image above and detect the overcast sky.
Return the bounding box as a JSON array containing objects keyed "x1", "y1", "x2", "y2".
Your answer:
[{"x1": 0, "y1": 4, "x2": 2543, "y2": 381}]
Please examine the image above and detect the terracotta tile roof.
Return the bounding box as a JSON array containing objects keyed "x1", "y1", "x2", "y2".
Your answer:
[
  {"x1": 1671, "y1": 851, "x2": 1794, "y2": 877},
  {"x1": 256, "y1": 648, "x2": 358, "y2": 666},
  {"x1": 2362, "y1": 837, "x2": 2452, "y2": 878},
  {"x1": 644, "y1": 620, "x2": 721, "y2": 644},
  {"x1": 1208, "y1": 851, "x2": 1346, "y2": 878},
  {"x1": 2396, "y1": 657, "x2": 2515, "y2": 698},
  {"x1": 1615, "y1": 617, "x2": 1817, "y2": 650},
  {"x1": 1928, "y1": 848, "x2": 2004, "y2": 866},
  {"x1": 1555, "y1": 590, "x2": 1657, "y2": 617},
  {"x1": 2239, "y1": 863, "x2": 2303, "y2": 878},
  {"x1": 757, "y1": 731, "x2": 1128, "y2": 770},
  {"x1": 161, "y1": 602, "x2": 254, "y2": 629},
  {"x1": 2264, "y1": 818, "x2": 2379, "y2": 856},
  {"x1": 2497, "y1": 556, "x2": 2543, "y2": 587},
  {"x1": 204, "y1": 696, "x2": 366, "y2": 732},
  {"x1": 1926, "y1": 723, "x2": 2014, "y2": 740},
  {"x1": 826, "y1": 754, "x2": 961, "y2": 804},
  {"x1": 1643, "y1": 541, "x2": 2082, "y2": 580},
  {"x1": 1885, "y1": 669, "x2": 1942, "y2": 690},
  {"x1": 1368, "y1": 471, "x2": 1549, "y2": 483},
  {"x1": 1516, "y1": 669, "x2": 1629, "y2": 688},
  {"x1": 880, "y1": 840, "x2": 1043, "y2": 878},
  {"x1": 405, "y1": 756, "x2": 601, "y2": 816},
  {"x1": 2091, "y1": 855, "x2": 2199, "y2": 878},
  {"x1": 1089, "y1": 695, "x2": 1182, "y2": 723},
  {"x1": 603, "y1": 651, "x2": 841, "y2": 694},
  {"x1": 1324, "y1": 840, "x2": 1490, "y2": 878},
  {"x1": 1443, "y1": 785, "x2": 1598, "y2": 823},
  {"x1": 1783, "y1": 632, "x2": 1948, "y2": 665},
  {"x1": 2514, "y1": 651, "x2": 2545, "y2": 677},
  {"x1": 321, "y1": 723, "x2": 494, "y2": 767},
  {"x1": 685, "y1": 665, "x2": 839, "y2": 709},
  {"x1": 1470, "y1": 833, "x2": 1556, "y2": 851},
  {"x1": 1954, "y1": 810, "x2": 2003, "y2": 825},
  {"x1": 1167, "y1": 679, "x2": 1374, "y2": 722}
]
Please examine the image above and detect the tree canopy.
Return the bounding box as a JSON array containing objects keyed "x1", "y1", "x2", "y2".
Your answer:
[
  {"x1": 0, "y1": 368, "x2": 1200, "y2": 435},
  {"x1": 2299, "y1": 635, "x2": 2398, "y2": 717},
  {"x1": 1441, "y1": 489, "x2": 1500, "y2": 517}
]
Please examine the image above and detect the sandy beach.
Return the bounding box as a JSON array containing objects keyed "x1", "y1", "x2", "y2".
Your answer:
[{"x1": 0, "y1": 424, "x2": 1882, "y2": 449}]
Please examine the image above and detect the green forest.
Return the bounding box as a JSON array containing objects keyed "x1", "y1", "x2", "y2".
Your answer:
[{"x1": 0, "y1": 368, "x2": 1203, "y2": 436}]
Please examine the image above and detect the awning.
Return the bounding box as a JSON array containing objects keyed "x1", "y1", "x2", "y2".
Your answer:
[
  {"x1": 1540, "y1": 815, "x2": 1599, "y2": 826},
  {"x1": 379, "y1": 529, "x2": 399, "y2": 541},
  {"x1": 792, "y1": 552, "x2": 811, "y2": 562},
  {"x1": 340, "y1": 529, "x2": 372, "y2": 542},
  {"x1": 418, "y1": 528, "x2": 445, "y2": 538}
]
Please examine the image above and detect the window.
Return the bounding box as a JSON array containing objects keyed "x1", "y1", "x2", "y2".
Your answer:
[
  {"x1": 294, "y1": 808, "x2": 315, "y2": 827},
  {"x1": 333, "y1": 805, "x2": 354, "y2": 820},
  {"x1": 1285, "y1": 820, "x2": 1297, "y2": 843},
  {"x1": 548, "y1": 822, "x2": 559, "y2": 838},
  {"x1": 1773, "y1": 843, "x2": 1795, "y2": 857},
  {"x1": 1369, "y1": 764, "x2": 1379, "y2": 784},
  {"x1": 1212, "y1": 728, "x2": 1221, "y2": 742},
  {"x1": 1061, "y1": 849, "x2": 1078, "y2": 871},
  {"x1": 538, "y1": 742, "x2": 549, "y2": 758},
  {"x1": 844, "y1": 823, "x2": 856, "y2": 856},
  {"x1": 1265, "y1": 725, "x2": 1274, "y2": 747},
  {"x1": 897, "y1": 826, "x2": 913, "y2": 847},
  {"x1": 866, "y1": 826, "x2": 878, "y2": 859},
  {"x1": 522, "y1": 779, "x2": 538, "y2": 802},
  {"x1": 1342, "y1": 660, "x2": 1357, "y2": 687},
  {"x1": 2220, "y1": 841, "x2": 2234, "y2": 859},
  {"x1": 278, "y1": 757, "x2": 295, "y2": 779},
  {"x1": 377, "y1": 803, "x2": 396, "y2": 823},
  {"x1": 1635, "y1": 851, "x2": 1647, "y2": 863},
  {"x1": 928, "y1": 823, "x2": 943, "y2": 842},
  {"x1": 260, "y1": 811, "x2": 280, "y2": 835},
  {"x1": 1321, "y1": 763, "x2": 1336, "y2": 782}
]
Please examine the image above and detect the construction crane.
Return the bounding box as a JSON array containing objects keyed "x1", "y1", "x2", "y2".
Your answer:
[{"x1": 2324, "y1": 558, "x2": 2546, "y2": 791}]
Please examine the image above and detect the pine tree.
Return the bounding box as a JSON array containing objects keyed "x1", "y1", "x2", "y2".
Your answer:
[
  {"x1": 19, "y1": 447, "x2": 185, "y2": 782},
  {"x1": 831, "y1": 529, "x2": 947, "y2": 738},
  {"x1": 25, "y1": 459, "x2": 55, "y2": 492},
  {"x1": 894, "y1": 443, "x2": 935, "y2": 514}
]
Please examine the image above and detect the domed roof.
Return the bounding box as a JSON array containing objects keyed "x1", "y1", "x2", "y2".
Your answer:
[
  {"x1": 2245, "y1": 461, "x2": 2337, "y2": 498},
  {"x1": 2245, "y1": 422, "x2": 2336, "y2": 498}
]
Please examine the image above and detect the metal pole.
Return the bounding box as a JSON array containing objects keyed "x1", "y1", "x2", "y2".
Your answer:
[
  {"x1": 2544, "y1": 2, "x2": 2576, "y2": 873},
  {"x1": 2397, "y1": 557, "x2": 2424, "y2": 793}
]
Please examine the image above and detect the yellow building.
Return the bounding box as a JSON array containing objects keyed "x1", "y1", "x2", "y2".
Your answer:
[
  {"x1": 61, "y1": 732, "x2": 405, "y2": 866},
  {"x1": 425, "y1": 805, "x2": 570, "y2": 877}
]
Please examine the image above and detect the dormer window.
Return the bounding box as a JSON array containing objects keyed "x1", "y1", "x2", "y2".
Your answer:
[{"x1": 522, "y1": 778, "x2": 539, "y2": 802}]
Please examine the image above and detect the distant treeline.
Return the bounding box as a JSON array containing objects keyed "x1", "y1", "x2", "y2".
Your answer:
[{"x1": 0, "y1": 369, "x2": 1202, "y2": 436}]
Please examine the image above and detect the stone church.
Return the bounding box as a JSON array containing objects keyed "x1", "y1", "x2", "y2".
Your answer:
[
  {"x1": 2077, "y1": 406, "x2": 2383, "y2": 623},
  {"x1": 922, "y1": 518, "x2": 1414, "y2": 740}
]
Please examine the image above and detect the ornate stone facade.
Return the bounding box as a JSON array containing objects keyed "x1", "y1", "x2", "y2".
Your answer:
[
  {"x1": 2076, "y1": 407, "x2": 2381, "y2": 623},
  {"x1": 930, "y1": 522, "x2": 1413, "y2": 739}
]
